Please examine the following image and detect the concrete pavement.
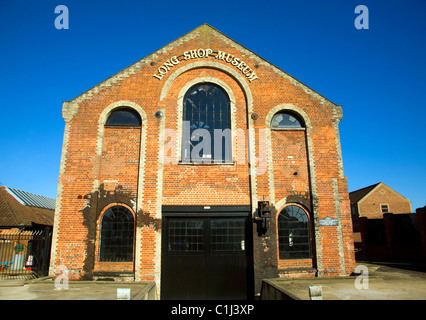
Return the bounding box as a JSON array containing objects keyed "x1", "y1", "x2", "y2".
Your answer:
[
  {"x1": 1, "y1": 262, "x2": 426, "y2": 300},
  {"x1": 0, "y1": 278, "x2": 157, "y2": 300},
  {"x1": 263, "y1": 262, "x2": 426, "y2": 300}
]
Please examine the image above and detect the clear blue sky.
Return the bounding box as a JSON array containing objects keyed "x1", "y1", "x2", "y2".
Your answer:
[{"x1": 0, "y1": 0, "x2": 425, "y2": 211}]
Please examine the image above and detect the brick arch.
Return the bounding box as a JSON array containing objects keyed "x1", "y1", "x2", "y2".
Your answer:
[
  {"x1": 159, "y1": 62, "x2": 258, "y2": 208},
  {"x1": 95, "y1": 101, "x2": 148, "y2": 280},
  {"x1": 265, "y1": 103, "x2": 317, "y2": 209},
  {"x1": 266, "y1": 103, "x2": 319, "y2": 274},
  {"x1": 265, "y1": 103, "x2": 311, "y2": 130},
  {"x1": 95, "y1": 100, "x2": 147, "y2": 206},
  {"x1": 93, "y1": 203, "x2": 136, "y2": 272},
  {"x1": 158, "y1": 62, "x2": 259, "y2": 214},
  {"x1": 275, "y1": 201, "x2": 311, "y2": 222},
  {"x1": 159, "y1": 61, "x2": 253, "y2": 106},
  {"x1": 97, "y1": 100, "x2": 147, "y2": 154},
  {"x1": 96, "y1": 202, "x2": 136, "y2": 226}
]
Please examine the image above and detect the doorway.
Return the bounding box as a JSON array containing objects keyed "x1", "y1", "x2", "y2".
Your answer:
[{"x1": 161, "y1": 205, "x2": 253, "y2": 300}]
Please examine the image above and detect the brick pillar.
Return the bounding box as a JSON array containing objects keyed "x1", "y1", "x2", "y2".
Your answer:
[
  {"x1": 416, "y1": 207, "x2": 426, "y2": 260},
  {"x1": 358, "y1": 217, "x2": 368, "y2": 260},
  {"x1": 383, "y1": 212, "x2": 394, "y2": 260}
]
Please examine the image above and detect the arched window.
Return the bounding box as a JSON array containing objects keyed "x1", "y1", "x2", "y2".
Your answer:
[
  {"x1": 105, "y1": 108, "x2": 141, "y2": 127},
  {"x1": 271, "y1": 111, "x2": 304, "y2": 129},
  {"x1": 99, "y1": 205, "x2": 134, "y2": 262},
  {"x1": 181, "y1": 83, "x2": 231, "y2": 163},
  {"x1": 278, "y1": 205, "x2": 310, "y2": 259}
]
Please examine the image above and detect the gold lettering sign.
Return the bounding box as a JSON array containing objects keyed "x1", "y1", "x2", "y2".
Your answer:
[{"x1": 153, "y1": 49, "x2": 259, "y2": 82}]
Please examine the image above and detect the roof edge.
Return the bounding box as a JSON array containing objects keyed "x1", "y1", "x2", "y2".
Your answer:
[
  {"x1": 4, "y1": 187, "x2": 26, "y2": 206},
  {"x1": 199, "y1": 24, "x2": 339, "y2": 107},
  {"x1": 63, "y1": 23, "x2": 339, "y2": 120},
  {"x1": 5, "y1": 187, "x2": 56, "y2": 210},
  {"x1": 357, "y1": 182, "x2": 383, "y2": 205}
]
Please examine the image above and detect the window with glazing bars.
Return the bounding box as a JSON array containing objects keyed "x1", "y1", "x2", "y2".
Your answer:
[
  {"x1": 181, "y1": 83, "x2": 232, "y2": 163},
  {"x1": 278, "y1": 205, "x2": 311, "y2": 259},
  {"x1": 271, "y1": 111, "x2": 304, "y2": 129},
  {"x1": 99, "y1": 206, "x2": 134, "y2": 262},
  {"x1": 105, "y1": 108, "x2": 142, "y2": 127},
  {"x1": 211, "y1": 218, "x2": 245, "y2": 252},
  {"x1": 168, "y1": 219, "x2": 204, "y2": 252}
]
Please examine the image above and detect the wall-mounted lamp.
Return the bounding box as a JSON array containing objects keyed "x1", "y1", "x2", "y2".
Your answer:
[
  {"x1": 251, "y1": 113, "x2": 258, "y2": 120},
  {"x1": 254, "y1": 201, "x2": 270, "y2": 236},
  {"x1": 155, "y1": 111, "x2": 163, "y2": 119}
]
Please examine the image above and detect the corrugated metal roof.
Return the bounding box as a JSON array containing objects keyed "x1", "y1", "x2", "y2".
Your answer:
[{"x1": 5, "y1": 187, "x2": 56, "y2": 210}]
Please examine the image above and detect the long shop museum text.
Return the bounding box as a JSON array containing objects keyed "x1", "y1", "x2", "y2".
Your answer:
[{"x1": 153, "y1": 48, "x2": 259, "y2": 82}]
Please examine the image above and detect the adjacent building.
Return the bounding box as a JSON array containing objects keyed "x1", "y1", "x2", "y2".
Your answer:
[
  {"x1": 0, "y1": 186, "x2": 55, "y2": 277},
  {"x1": 0, "y1": 186, "x2": 55, "y2": 230},
  {"x1": 350, "y1": 182, "x2": 412, "y2": 232},
  {"x1": 349, "y1": 182, "x2": 414, "y2": 259}
]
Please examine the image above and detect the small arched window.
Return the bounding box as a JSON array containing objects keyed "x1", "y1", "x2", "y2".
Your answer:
[
  {"x1": 181, "y1": 83, "x2": 231, "y2": 163},
  {"x1": 105, "y1": 108, "x2": 141, "y2": 127},
  {"x1": 99, "y1": 205, "x2": 134, "y2": 262},
  {"x1": 278, "y1": 205, "x2": 310, "y2": 259},
  {"x1": 271, "y1": 111, "x2": 304, "y2": 129}
]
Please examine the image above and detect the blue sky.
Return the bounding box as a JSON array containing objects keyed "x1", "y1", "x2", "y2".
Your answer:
[{"x1": 0, "y1": 0, "x2": 425, "y2": 211}]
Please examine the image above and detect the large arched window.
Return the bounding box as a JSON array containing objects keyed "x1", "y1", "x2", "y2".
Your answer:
[
  {"x1": 271, "y1": 111, "x2": 304, "y2": 129},
  {"x1": 99, "y1": 205, "x2": 135, "y2": 262},
  {"x1": 278, "y1": 205, "x2": 310, "y2": 259},
  {"x1": 181, "y1": 83, "x2": 231, "y2": 163},
  {"x1": 105, "y1": 108, "x2": 142, "y2": 127}
]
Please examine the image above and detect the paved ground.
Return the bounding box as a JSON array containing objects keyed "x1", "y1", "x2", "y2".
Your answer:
[
  {"x1": 0, "y1": 279, "x2": 156, "y2": 300},
  {"x1": 267, "y1": 262, "x2": 426, "y2": 300},
  {"x1": 1, "y1": 262, "x2": 425, "y2": 300}
]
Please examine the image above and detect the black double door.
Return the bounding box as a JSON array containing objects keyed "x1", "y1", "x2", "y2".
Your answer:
[{"x1": 161, "y1": 206, "x2": 253, "y2": 300}]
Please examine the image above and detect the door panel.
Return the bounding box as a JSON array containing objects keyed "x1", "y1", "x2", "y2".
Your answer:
[
  {"x1": 209, "y1": 218, "x2": 247, "y2": 299},
  {"x1": 161, "y1": 214, "x2": 252, "y2": 300}
]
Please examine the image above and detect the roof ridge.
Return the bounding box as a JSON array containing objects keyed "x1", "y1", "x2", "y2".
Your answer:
[{"x1": 349, "y1": 182, "x2": 380, "y2": 194}]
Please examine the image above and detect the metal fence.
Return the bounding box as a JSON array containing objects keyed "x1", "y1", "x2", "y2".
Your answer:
[{"x1": 0, "y1": 227, "x2": 52, "y2": 279}]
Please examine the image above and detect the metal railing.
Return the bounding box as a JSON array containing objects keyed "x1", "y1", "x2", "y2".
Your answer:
[{"x1": 0, "y1": 227, "x2": 52, "y2": 279}]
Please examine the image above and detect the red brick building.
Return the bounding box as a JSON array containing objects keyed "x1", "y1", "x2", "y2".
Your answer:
[
  {"x1": 350, "y1": 182, "x2": 413, "y2": 258},
  {"x1": 49, "y1": 24, "x2": 355, "y2": 299},
  {"x1": 350, "y1": 182, "x2": 412, "y2": 221}
]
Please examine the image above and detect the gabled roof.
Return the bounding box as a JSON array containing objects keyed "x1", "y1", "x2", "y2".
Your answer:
[
  {"x1": 0, "y1": 187, "x2": 55, "y2": 227},
  {"x1": 349, "y1": 183, "x2": 380, "y2": 204},
  {"x1": 63, "y1": 24, "x2": 339, "y2": 121}
]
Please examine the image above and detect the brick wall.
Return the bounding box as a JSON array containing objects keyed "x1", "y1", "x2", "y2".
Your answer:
[
  {"x1": 358, "y1": 211, "x2": 426, "y2": 261},
  {"x1": 358, "y1": 184, "x2": 412, "y2": 218},
  {"x1": 50, "y1": 25, "x2": 355, "y2": 291}
]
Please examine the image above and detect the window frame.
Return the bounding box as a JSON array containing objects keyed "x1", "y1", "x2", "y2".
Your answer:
[
  {"x1": 178, "y1": 80, "x2": 235, "y2": 165},
  {"x1": 98, "y1": 205, "x2": 135, "y2": 262},
  {"x1": 270, "y1": 111, "x2": 305, "y2": 130},
  {"x1": 104, "y1": 107, "x2": 142, "y2": 128},
  {"x1": 181, "y1": 82, "x2": 232, "y2": 164},
  {"x1": 277, "y1": 204, "x2": 311, "y2": 260}
]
